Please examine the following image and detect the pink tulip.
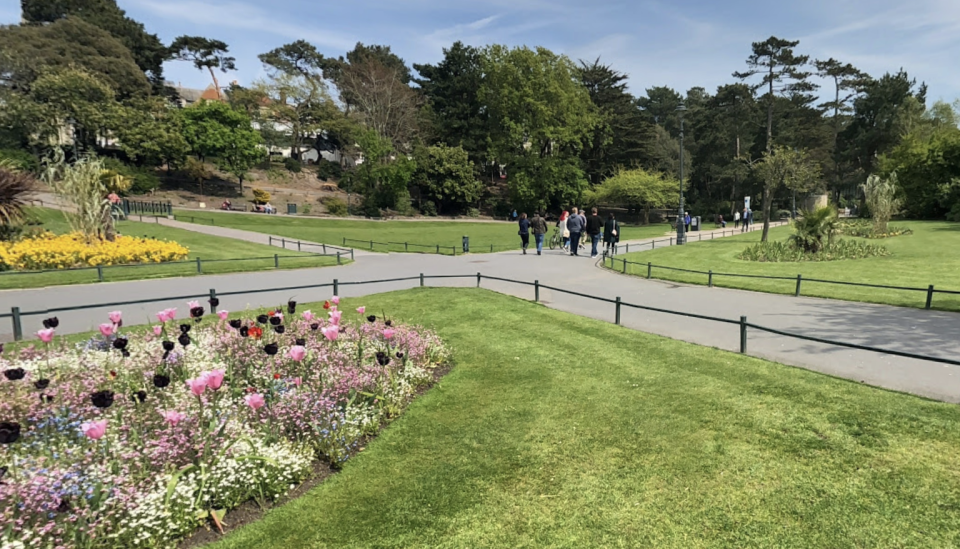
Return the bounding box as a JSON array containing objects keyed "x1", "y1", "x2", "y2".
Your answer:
[
  {"x1": 302, "y1": 311, "x2": 315, "y2": 322},
  {"x1": 37, "y1": 328, "x2": 55, "y2": 343},
  {"x1": 321, "y1": 326, "x2": 339, "y2": 342},
  {"x1": 108, "y1": 311, "x2": 122, "y2": 324},
  {"x1": 186, "y1": 377, "x2": 207, "y2": 397},
  {"x1": 161, "y1": 410, "x2": 186, "y2": 427},
  {"x1": 288, "y1": 345, "x2": 306, "y2": 362},
  {"x1": 217, "y1": 310, "x2": 229, "y2": 321},
  {"x1": 98, "y1": 323, "x2": 115, "y2": 337},
  {"x1": 328, "y1": 310, "x2": 343, "y2": 326},
  {"x1": 153, "y1": 325, "x2": 163, "y2": 336},
  {"x1": 356, "y1": 306, "x2": 366, "y2": 315},
  {"x1": 292, "y1": 377, "x2": 302, "y2": 387},
  {"x1": 204, "y1": 370, "x2": 225, "y2": 391},
  {"x1": 187, "y1": 300, "x2": 200, "y2": 309},
  {"x1": 383, "y1": 328, "x2": 396, "y2": 340},
  {"x1": 331, "y1": 296, "x2": 340, "y2": 305},
  {"x1": 156, "y1": 308, "x2": 176, "y2": 323},
  {"x1": 81, "y1": 420, "x2": 107, "y2": 440},
  {"x1": 244, "y1": 393, "x2": 265, "y2": 410}
]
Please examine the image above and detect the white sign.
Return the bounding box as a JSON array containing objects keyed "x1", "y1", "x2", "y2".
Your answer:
[{"x1": 744, "y1": 196, "x2": 751, "y2": 210}]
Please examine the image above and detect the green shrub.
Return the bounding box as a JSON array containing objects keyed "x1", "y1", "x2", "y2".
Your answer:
[
  {"x1": 790, "y1": 206, "x2": 839, "y2": 253},
  {"x1": 283, "y1": 157, "x2": 302, "y2": 173},
  {"x1": 317, "y1": 159, "x2": 342, "y2": 181},
  {"x1": 0, "y1": 149, "x2": 38, "y2": 173},
  {"x1": 738, "y1": 240, "x2": 889, "y2": 262},
  {"x1": 323, "y1": 197, "x2": 348, "y2": 217},
  {"x1": 301, "y1": 203, "x2": 313, "y2": 215},
  {"x1": 947, "y1": 202, "x2": 960, "y2": 222},
  {"x1": 465, "y1": 207, "x2": 481, "y2": 218},
  {"x1": 252, "y1": 188, "x2": 271, "y2": 204},
  {"x1": 421, "y1": 200, "x2": 438, "y2": 217},
  {"x1": 100, "y1": 158, "x2": 160, "y2": 195},
  {"x1": 838, "y1": 219, "x2": 913, "y2": 238}
]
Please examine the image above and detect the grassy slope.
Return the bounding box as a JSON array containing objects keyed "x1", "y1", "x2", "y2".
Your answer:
[
  {"x1": 173, "y1": 210, "x2": 672, "y2": 253},
  {"x1": 204, "y1": 288, "x2": 960, "y2": 549},
  {"x1": 616, "y1": 220, "x2": 960, "y2": 311},
  {"x1": 0, "y1": 209, "x2": 341, "y2": 289}
]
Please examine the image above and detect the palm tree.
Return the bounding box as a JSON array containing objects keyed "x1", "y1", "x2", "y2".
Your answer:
[
  {"x1": 790, "y1": 206, "x2": 839, "y2": 253},
  {"x1": 0, "y1": 160, "x2": 38, "y2": 227}
]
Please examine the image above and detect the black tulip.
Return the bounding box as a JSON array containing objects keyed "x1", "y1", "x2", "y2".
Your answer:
[
  {"x1": 178, "y1": 333, "x2": 191, "y2": 347},
  {"x1": 43, "y1": 316, "x2": 60, "y2": 329},
  {"x1": 112, "y1": 337, "x2": 128, "y2": 350},
  {"x1": 121, "y1": 349, "x2": 130, "y2": 358},
  {"x1": 366, "y1": 315, "x2": 377, "y2": 323},
  {"x1": 385, "y1": 320, "x2": 393, "y2": 327},
  {"x1": 0, "y1": 465, "x2": 7, "y2": 480},
  {"x1": 0, "y1": 343, "x2": 3, "y2": 354},
  {"x1": 228, "y1": 319, "x2": 242, "y2": 330},
  {"x1": 263, "y1": 343, "x2": 279, "y2": 356},
  {"x1": 239, "y1": 326, "x2": 249, "y2": 338},
  {"x1": 190, "y1": 306, "x2": 205, "y2": 319},
  {"x1": 269, "y1": 316, "x2": 282, "y2": 326},
  {"x1": 256, "y1": 314, "x2": 268, "y2": 325},
  {"x1": 39, "y1": 393, "x2": 54, "y2": 404},
  {"x1": 162, "y1": 341, "x2": 175, "y2": 352},
  {"x1": 376, "y1": 351, "x2": 390, "y2": 366},
  {"x1": 275, "y1": 307, "x2": 283, "y2": 315},
  {"x1": 287, "y1": 300, "x2": 297, "y2": 314},
  {"x1": 396, "y1": 352, "x2": 404, "y2": 359},
  {"x1": 153, "y1": 374, "x2": 171, "y2": 388},
  {"x1": 131, "y1": 390, "x2": 147, "y2": 404},
  {"x1": 56, "y1": 497, "x2": 71, "y2": 514},
  {"x1": 90, "y1": 390, "x2": 115, "y2": 409},
  {"x1": 310, "y1": 323, "x2": 319, "y2": 331},
  {"x1": 34, "y1": 379, "x2": 50, "y2": 390},
  {"x1": 0, "y1": 422, "x2": 20, "y2": 444},
  {"x1": 3, "y1": 368, "x2": 25, "y2": 381},
  {"x1": 295, "y1": 338, "x2": 306, "y2": 346},
  {"x1": 274, "y1": 325, "x2": 285, "y2": 334},
  {"x1": 208, "y1": 297, "x2": 220, "y2": 308},
  {"x1": 179, "y1": 324, "x2": 191, "y2": 334}
]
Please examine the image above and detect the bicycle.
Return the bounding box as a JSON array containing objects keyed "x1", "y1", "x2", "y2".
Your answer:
[{"x1": 548, "y1": 227, "x2": 563, "y2": 250}]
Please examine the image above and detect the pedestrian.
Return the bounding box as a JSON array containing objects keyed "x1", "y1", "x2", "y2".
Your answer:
[
  {"x1": 511, "y1": 209, "x2": 518, "y2": 222},
  {"x1": 603, "y1": 213, "x2": 620, "y2": 256},
  {"x1": 586, "y1": 207, "x2": 603, "y2": 258},
  {"x1": 517, "y1": 212, "x2": 531, "y2": 254},
  {"x1": 558, "y1": 210, "x2": 570, "y2": 251},
  {"x1": 684, "y1": 211, "x2": 691, "y2": 232},
  {"x1": 746, "y1": 209, "x2": 753, "y2": 230},
  {"x1": 530, "y1": 211, "x2": 548, "y2": 255},
  {"x1": 741, "y1": 208, "x2": 748, "y2": 232},
  {"x1": 734, "y1": 210, "x2": 740, "y2": 228},
  {"x1": 566, "y1": 207, "x2": 585, "y2": 256}
]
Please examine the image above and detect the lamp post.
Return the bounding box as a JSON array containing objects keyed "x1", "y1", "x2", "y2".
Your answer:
[{"x1": 677, "y1": 103, "x2": 687, "y2": 245}]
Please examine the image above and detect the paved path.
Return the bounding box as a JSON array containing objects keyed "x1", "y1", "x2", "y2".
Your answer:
[{"x1": 2, "y1": 216, "x2": 958, "y2": 403}]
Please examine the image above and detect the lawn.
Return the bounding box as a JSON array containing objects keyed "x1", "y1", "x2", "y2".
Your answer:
[
  {"x1": 0, "y1": 208, "x2": 344, "y2": 289},
  {"x1": 202, "y1": 287, "x2": 960, "y2": 549},
  {"x1": 613, "y1": 220, "x2": 960, "y2": 312},
  {"x1": 173, "y1": 210, "x2": 673, "y2": 253}
]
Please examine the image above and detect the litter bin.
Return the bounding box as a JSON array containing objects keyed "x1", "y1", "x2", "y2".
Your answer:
[
  {"x1": 287, "y1": 203, "x2": 297, "y2": 215},
  {"x1": 462, "y1": 236, "x2": 469, "y2": 254},
  {"x1": 691, "y1": 216, "x2": 701, "y2": 231}
]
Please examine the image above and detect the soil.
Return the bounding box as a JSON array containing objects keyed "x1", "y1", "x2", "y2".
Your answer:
[{"x1": 177, "y1": 360, "x2": 455, "y2": 549}]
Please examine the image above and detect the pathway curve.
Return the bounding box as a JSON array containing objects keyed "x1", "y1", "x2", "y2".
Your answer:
[{"x1": 2, "y1": 221, "x2": 958, "y2": 403}]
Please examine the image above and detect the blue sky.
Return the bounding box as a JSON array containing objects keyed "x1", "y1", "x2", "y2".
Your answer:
[{"x1": 3, "y1": 0, "x2": 960, "y2": 102}]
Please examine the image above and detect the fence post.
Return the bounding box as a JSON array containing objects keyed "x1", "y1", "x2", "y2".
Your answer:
[
  {"x1": 652, "y1": 240, "x2": 655, "y2": 249},
  {"x1": 626, "y1": 243, "x2": 630, "y2": 254},
  {"x1": 670, "y1": 237, "x2": 673, "y2": 246},
  {"x1": 534, "y1": 280, "x2": 540, "y2": 303},
  {"x1": 708, "y1": 270, "x2": 713, "y2": 288},
  {"x1": 615, "y1": 297, "x2": 622, "y2": 325},
  {"x1": 297, "y1": 241, "x2": 301, "y2": 252},
  {"x1": 274, "y1": 254, "x2": 279, "y2": 268},
  {"x1": 209, "y1": 289, "x2": 218, "y2": 313},
  {"x1": 405, "y1": 242, "x2": 409, "y2": 252},
  {"x1": 322, "y1": 243, "x2": 327, "y2": 254},
  {"x1": 370, "y1": 240, "x2": 374, "y2": 250},
  {"x1": 282, "y1": 238, "x2": 286, "y2": 249},
  {"x1": 622, "y1": 258, "x2": 627, "y2": 274},
  {"x1": 420, "y1": 273, "x2": 424, "y2": 287},
  {"x1": 333, "y1": 279, "x2": 339, "y2": 296},
  {"x1": 350, "y1": 249, "x2": 354, "y2": 261},
  {"x1": 795, "y1": 274, "x2": 803, "y2": 297},
  {"x1": 196, "y1": 258, "x2": 202, "y2": 274},
  {"x1": 269, "y1": 236, "x2": 272, "y2": 246},
  {"x1": 490, "y1": 244, "x2": 494, "y2": 253},
  {"x1": 477, "y1": 272, "x2": 481, "y2": 288},
  {"x1": 926, "y1": 285, "x2": 935, "y2": 310},
  {"x1": 647, "y1": 262, "x2": 652, "y2": 279},
  {"x1": 11, "y1": 307, "x2": 22, "y2": 341},
  {"x1": 343, "y1": 237, "x2": 346, "y2": 246},
  {"x1": 740, "y1": 316, "x2": 748, "y2": 354},
  {"x1": 436, "y1": 244, "x2": 440, "y2": 254},
  {"x1": 336, "y1": 252, "x2": 342, "y2": 265},
  {"x1": 97, "y1": 265, "x2": 104, "y2": 282}
]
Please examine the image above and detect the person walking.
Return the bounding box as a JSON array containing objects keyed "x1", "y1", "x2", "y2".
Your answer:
[
  {"x1": 566, "y1": 207, "x2": 584, "y2": 256},
  {"x1": 603, "y1": 213, "x2": 620, "y2": 256},
  {"x1": 746, "y1": 209, "x2": 753, "y2": 230},
  {"x1": 586, "y1": 207, "x2": 603, "y2": 258},
  {"x1": 734, "y1": 210, "x2": 740, "y2": 228},
  {"x1": 741, "y1": 208, "x2": 748, "y2": 232},
  {"x1": 684, "y1": 211, "x2": 691, "y2": 232},
  {"x1": 530, "y1": 211, "x2": 548, "y2": 255},
  {"x1": 517, "y1": 213, "x2": 531, "y2": 255},
  {"x1": 558, "y1": 211, "x2": 570, "y2": 251}
]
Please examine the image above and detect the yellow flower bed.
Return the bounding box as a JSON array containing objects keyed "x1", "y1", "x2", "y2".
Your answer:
[{"x1": 0, "y1": 232, "x2": 190, "y2": 271}]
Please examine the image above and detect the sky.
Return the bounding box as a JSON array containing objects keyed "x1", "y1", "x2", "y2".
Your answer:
[{"x1": 3, "y1": 0, "x2": 960, "y2": 103}]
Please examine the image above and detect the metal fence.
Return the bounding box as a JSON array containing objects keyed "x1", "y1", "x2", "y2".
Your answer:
[
  {"x1": 4, "y1": 273, "x2": 959, "y2": 370},
  {"x1": 268, "y1": 236, "x2": 354, "y2": 258}
]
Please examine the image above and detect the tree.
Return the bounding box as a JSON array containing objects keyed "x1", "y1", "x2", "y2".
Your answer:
[
  {"x1": 180, "y1": 101, "x2": 263, "y2": 191},
  {"x1": 113, "y1": 97, "x2": 189, "y2": 167},
  {"x1": 752, "y1": 147, "x2": 822, "y2": 241},
  {"x1": 258, "y1": 40, "x2": 328, "y2": 81},
  {"x1": 413, "y1": 144, "x2": 480, "y2": 214},
  {"x1": 879, "y1": 120, "x2": 960, "y2": 218},
  {"x1": 326, "y1": 43, "x2": 412, "y2": 114},
  {"x1": 588, "y1": 167, "x2": 679, "y2": 224},
  {"x1": 167, "y1": 36, "x2": 236, "y2": 100},
  {"x1": 815, "y1": 58, "x2": 870, "y2": 198},
  {"x1": 734, "y1": 37, "x2": 817, "y2": 154},
  {"x1": 25, "y1": 67, "x2": 121, "y2": 152},
  {"x1": 862, "y1": 173, "x2": 902, "y2": 233},
  {"x1": 350, "y1": 129, "x2": 415, "y2": 214},
  {"x1": 338, "y1": 57, "x2": 421, "y2": 152},
  {"x1": 790, "y1": 205, "x2": 839, "y2": 253},
  {"x1": 638, "y1": 86, "x2": 683, "y2": 136},
  {"x1": 480, "y1": 45, "x2": 600, "y2": 212}
]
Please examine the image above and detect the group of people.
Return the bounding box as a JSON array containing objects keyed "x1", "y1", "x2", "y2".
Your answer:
[
  {"x1": 517, "y1": 207, "x2": 621, "y2": 258},
  {"x1": 735, "y1": 208, "x2": 753, "y2": 232}
]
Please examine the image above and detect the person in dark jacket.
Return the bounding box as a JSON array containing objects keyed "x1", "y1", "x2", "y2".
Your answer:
[
  {"x1": 585, "y1": 207, "x2": 603, "y2": 258},
  {"x1": 517, "y1": 213, "x2": 531, "y2": 254},
  {"x1": 603, "y1": 213, "x2": 620, "y2": 256},
  {"x1": 530, "y1": 212, "x2": 548, "y2": 255},
  {"x1": 566, "y1": 207, "x2": 584, "y2": 256}
]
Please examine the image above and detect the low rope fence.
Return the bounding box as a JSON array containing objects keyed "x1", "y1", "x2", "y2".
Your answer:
[{"x1": 4, "y1": 273, "x2": 958, "y2": 371}]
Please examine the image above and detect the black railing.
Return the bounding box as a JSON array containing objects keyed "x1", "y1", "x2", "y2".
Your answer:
[
  {"x1": 268, "y1": 236, "x2": 354, "y2": 259},
  {"x1": 172, "y1": 214, "x2": 218, "y2": 226},
  {"x1": 121, "y1": 199, "x2": 172, "y2": 217},
  {"x1": 608, "y1": 220, "x2": 790, "y2": 255},
  {"x1": 603, "y1": 255, "x2": 960, "y2": 311},
  {"x1": 4, "y1": 273, "x2": 959, "y2": 371}
]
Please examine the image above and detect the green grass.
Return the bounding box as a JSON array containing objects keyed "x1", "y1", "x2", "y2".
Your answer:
[
  {"x1": 172, "y1": 210, "x2": 672, "y2": 253},
  {"x1": 0, "y1": 209, "x2": 345, "y2": 289},
  {"x1": 614, "y1": 220, "x2": 960, "y2": 312},
  {"x1": 202, "y1": 288, "x2": 960, "y2": 549}
]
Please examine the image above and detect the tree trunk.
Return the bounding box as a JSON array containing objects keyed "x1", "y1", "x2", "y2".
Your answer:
[
  {"x1": 761, "y1": 186, "x2": 773, "y2": 242},
  {"x1": 644, "y1": 205, "x2": 650, "y2": 225},
  {"x1": 766, "y1": 64, "x2": 774, "y2": 154},
  {"x1": 207, "y1": 67, "x2": 222, "y2": 100}
]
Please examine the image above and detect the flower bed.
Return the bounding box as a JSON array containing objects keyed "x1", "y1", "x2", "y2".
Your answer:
[
  {"x1": 837, "y1": 219, "x2": 913, "y2": 239},
  {"x1": 0, "y1": 298, "x2": 448, "y2": 548},
  {"x1": 738, "y1": 239, "x2": 890, "y2": 262},
  {"x1": 0, "y1": 232, "x2": 189, "y2": 271}
]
